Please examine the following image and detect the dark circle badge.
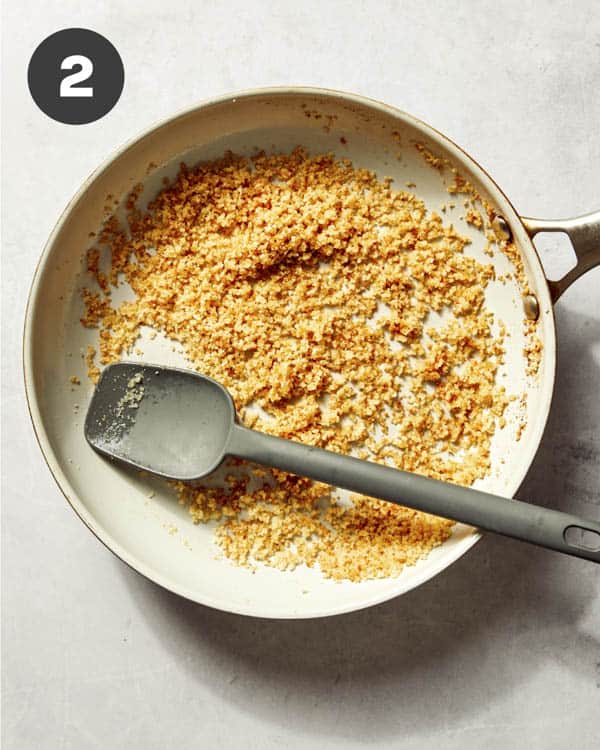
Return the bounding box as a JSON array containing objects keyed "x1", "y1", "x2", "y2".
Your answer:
[{"x1": 28, "y1": 28, "x2": 124, "y2": 125}]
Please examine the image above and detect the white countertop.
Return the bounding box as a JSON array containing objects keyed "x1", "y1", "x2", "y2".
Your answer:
[{"x1": 2, "y1": 1, "x2": 599, "y2": 747}]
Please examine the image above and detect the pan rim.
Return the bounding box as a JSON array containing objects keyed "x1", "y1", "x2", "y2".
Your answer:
[{"x1": 22, "y1": 86, "x2": 557, "y2": 618}]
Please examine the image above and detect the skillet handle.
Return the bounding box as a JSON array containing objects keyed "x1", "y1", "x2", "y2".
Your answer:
[{"x1": 521, "y1": 211, "x2": 600, "y2": 303}]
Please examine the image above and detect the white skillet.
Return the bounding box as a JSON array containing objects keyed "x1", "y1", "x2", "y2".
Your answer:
[{"x1": 23, "y1": 88, "x2": 600, "y2": 618}]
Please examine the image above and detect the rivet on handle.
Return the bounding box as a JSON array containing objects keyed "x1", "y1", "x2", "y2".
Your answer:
[
  {"x1": 492, "y1": 215, "x2": 512, "y2": 242},
  {"x1": 523, "y1": 294, "x2": 540, "y2": 321}
]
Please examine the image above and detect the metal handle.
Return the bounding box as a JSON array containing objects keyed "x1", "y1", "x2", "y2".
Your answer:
[
  {"x1": 228, "y1": 424, "x2": 600, "y2": 563},
  {"x1": 521, "y1": 211, "x2": 600, "y2": 302}
]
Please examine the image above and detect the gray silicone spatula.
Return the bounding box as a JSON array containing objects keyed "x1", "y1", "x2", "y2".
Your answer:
[{"x1": 85, "y1": 362, "x2": 600, "y2": 563}]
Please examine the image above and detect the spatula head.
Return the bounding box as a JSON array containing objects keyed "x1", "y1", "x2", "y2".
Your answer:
[{"x1": 84, "y1": 363, "x2": 236, "y2": 480}]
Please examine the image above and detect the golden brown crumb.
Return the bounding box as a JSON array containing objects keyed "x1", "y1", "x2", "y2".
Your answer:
[
  {"x1": 523, "y1": 320, "x2": 542, "y2": 377},
  {"x1": 69, "y1": 376, "x2": 81, "y2": 385},
  {"x1": 465, "y1": 207, "x2": 484, "y2": 229},
  {"x1": 85, "y1": 345, "x2": 100, "y2": 384},
  {"x1": 86, "y1": 247, "x2": 109, "y2": 294},
  {"x1": 414, "y1": 142, "x2": 541, "y2": 378},
  {"x1": 415, "y1": 142, "x2": 447, "y2": 171},
  {"x1": 82, "y1": 147, "x2": 522, "y2": 582}
]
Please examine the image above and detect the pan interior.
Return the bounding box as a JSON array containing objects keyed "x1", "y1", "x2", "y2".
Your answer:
[{"x1": 25, "y1": 91, "x2": 555, "y2": 617}]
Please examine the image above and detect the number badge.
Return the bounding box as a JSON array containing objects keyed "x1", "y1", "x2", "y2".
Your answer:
[{"x1": 28, "y1": 28, "x2": 124, "y2": 125}]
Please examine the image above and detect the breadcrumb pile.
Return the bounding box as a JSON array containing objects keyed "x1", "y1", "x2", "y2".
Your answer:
[{"x1": 81, "y1": 147, "x2": 515, "y2": 582}]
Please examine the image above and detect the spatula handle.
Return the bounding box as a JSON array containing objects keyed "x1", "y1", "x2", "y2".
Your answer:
[{"x1": 228, "y1": 424, "x2": 600, "y2": 563}]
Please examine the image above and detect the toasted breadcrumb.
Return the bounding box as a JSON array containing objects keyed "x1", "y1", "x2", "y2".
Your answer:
[
  {"x1": 86, "y1": 247, "x2": 109, "y2": 294},
  {"x1": 414, "y1": 143, "x2": 542, "y2": 378},
  {"x1": 80, "y1": 147, "x2": 533, "y2": 582},
  {"x1": 85, "y1": 345, "x2": 100, "y2": 384}
]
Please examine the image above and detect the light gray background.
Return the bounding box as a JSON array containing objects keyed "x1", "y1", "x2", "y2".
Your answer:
[{"x1": 2, "y1": 1, "x2": 599, "y2": 748}]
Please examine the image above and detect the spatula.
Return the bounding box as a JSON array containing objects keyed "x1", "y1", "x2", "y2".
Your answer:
[{"x1": 84, "y1": 362, "x2": 600, "y2": 563}]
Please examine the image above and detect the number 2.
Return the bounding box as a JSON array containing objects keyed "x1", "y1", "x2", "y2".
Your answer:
[{"x1": 59, "y1": 55, "x2": 93, "y2": 98}]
